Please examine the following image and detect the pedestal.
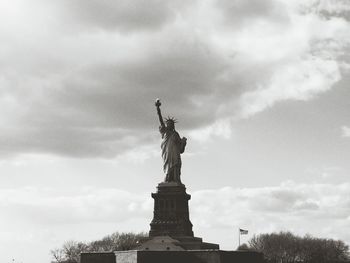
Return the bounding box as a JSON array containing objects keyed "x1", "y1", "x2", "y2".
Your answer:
[
  {"x1": 146, "y1": 182, "x2": 219, "y2": 250},
  {"x1": 149, "y1": 182, "x2": 193, "y2": 237}
]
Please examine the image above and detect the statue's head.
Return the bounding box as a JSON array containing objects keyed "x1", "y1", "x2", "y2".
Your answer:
[{"x1": 165, "y1": 117, "x2": 177, "y2": 130}]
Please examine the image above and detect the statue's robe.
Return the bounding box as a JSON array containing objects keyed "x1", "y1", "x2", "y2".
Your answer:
[{"x1": 160, "y1": 126, "x2": 186, "y2": 183}]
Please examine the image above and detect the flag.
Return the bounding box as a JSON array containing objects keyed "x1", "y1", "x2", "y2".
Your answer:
[{"x1": 239, "y1": 228, "x2": 248, "y2": 235}]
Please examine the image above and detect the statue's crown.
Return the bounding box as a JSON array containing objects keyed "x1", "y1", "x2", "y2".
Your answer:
[{"x1": 165, "y1": 116, "x2": 177, "y2": 123}]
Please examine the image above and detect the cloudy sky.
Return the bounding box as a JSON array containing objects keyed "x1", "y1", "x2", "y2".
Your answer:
[{"x1": 1, "y1": 0, "x2": 350, "y2": 262}]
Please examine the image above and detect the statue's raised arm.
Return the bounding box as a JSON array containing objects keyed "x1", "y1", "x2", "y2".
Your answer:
[
  {"x1": 155, "y1": 99, "x2": 187, "y2": 184},
  {"x1": 155, "y1": 98, "x2": 165, "y2": 127}
]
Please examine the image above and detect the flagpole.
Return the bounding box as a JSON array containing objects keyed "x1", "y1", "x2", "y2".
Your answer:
[{"x1": 238, "y1": 228, "x2": 240, "y2": 248}]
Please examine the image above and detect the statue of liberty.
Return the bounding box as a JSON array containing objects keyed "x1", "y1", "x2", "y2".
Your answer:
[{"x1": 155, "y1": 99, "x2": 187, "y2": 183}]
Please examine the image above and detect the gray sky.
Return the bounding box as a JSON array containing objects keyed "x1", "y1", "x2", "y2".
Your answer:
[{"x1": 1, "y1": 0, "x2": 350, "y2": 262}]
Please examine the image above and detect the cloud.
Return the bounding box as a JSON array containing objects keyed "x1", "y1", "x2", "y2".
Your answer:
[
  {"x1": 239, "y1": 57, "x2": 341, "y2": 117},
  {"x1": 50, "y1": 0, "x2": 185, "y2": 32},
  {"x1": 188, "y1": 118, "x2": 232, "y2": 142},
  {"x1": 0, "y1": 0, "x2": 349, "y2": 158},
  {"x1": 216, "y1": 0, "x2": 289, "y2": 27},
  {"x1": 1, "y1": 181, "x2": 350, "y2": 247},
  {"x1": 341, "y1": 125, "x2": 350, "y2": 137},
  {"x1": 311, "y1": 0, "x2": 350, "y2": 21},
  {"x1": 0, "y1": 187, "x2": 152, "y2": 225},
  {"x1": 191, "y1": 181, "x2": 350, "y2": 243},
  {"x1": 235, "y1": 0, "x2": 350, "y2": 118}
]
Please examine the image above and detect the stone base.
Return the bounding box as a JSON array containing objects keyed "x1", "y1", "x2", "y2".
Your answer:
[
  {"x1": 173, "y1": 236, "x2": 219, "y2": 250},
  {"x1": 136, "y1": 235, "x2": 219, "y2": 251},
  {"x1": 81, "y1": 250, "x2": 264, "y2": 263},
  {"x1": 80, "y1": 252, "x2": 115, "y2": 263}
]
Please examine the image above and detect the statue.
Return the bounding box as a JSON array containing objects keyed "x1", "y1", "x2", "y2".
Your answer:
[{"x1": 155, "y1": 99, "x2": 187, "y2": 183}]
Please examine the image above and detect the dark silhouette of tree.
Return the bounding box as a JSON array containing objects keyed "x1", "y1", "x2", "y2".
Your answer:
[
  {"x1": 51, "y1": 248, "x2": 65, "y2": 263},
  {"x1": 247, "y1": 231, "x2": 349, "y2": 263},
  {"x1": 50, "y1": 232, "x2": 147, "y2": 263},
  {"x1": 237, "y1": 243, "x2": 253, "y2": 251}
]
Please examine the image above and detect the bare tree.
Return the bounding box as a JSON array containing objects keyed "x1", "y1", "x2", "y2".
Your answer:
[
  {"x1": 50, "y1": 248, "x2": 65, "y2": 263},
  {"x1": 248, "y1": 231, "x2": 349, "y2": 263},
  {"x1": 51, "y1": 232, "x2": 147, "y2": 263}
]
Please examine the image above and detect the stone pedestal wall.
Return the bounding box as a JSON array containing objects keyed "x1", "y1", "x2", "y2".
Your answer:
[
  {"x1": 80, "y1": 252, "x2": 115, "y2": 263},
  {"x1": 81, "y1": 250, "x2": 265, "y2": 263},
  {"x1": 149, "y1": 182, "x2": 193, "y2": 237}
]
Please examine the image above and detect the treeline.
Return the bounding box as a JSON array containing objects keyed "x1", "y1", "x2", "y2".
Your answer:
[
  {"x1": 50, "y1": 232, "x2": 147, "y2": 263},
  {"x1": 239, "y1": 231, "x2": 350, "y2": 263},
  {"x1": 51, "y1": 231, "x2": 350, "y2": 263}
]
